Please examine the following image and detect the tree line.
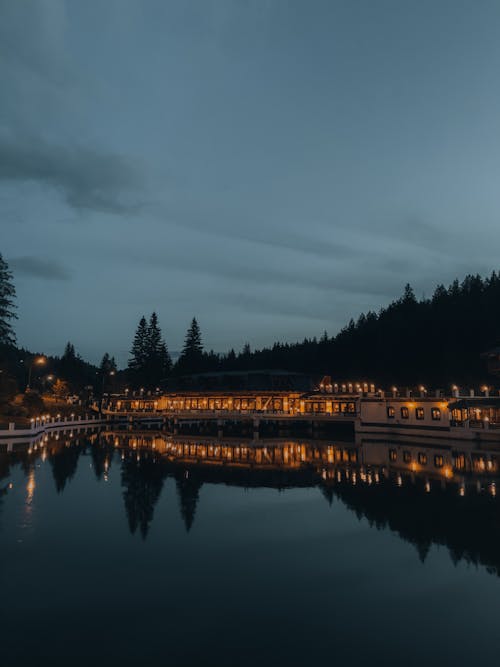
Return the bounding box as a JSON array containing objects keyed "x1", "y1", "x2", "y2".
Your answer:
[{"x1": 1, "y1": 249, "x2": 500, "y2": 396}]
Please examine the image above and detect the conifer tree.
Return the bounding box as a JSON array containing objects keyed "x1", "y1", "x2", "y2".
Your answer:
[
  {"x1": 182, "y1": 318, "x2": 203, "y2": 357},
  {"x1": 129, "y1": 316, "x2": 148, "y2": 372},
  {"x1": 128, "y1": 313, "x2": 172, "y2": 387},
  {"x1": 0, "y1": 254, "x2": 17, "y2": 346},
  {"x1": 145, "y1": 312, "x2": 172, "y2": 385},
  {"x1": 177, "y1": 317, "x2": 203, "y2": 373},
  {"x1": 98, "y1": 352, "x2": 116, "y2": 395}
]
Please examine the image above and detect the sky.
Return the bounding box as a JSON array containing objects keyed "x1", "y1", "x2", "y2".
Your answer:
[{"x1": 2, "y1": 0, "x2": 500, "y2": 366}]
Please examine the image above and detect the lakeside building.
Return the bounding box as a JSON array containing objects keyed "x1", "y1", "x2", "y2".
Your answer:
[{"x1": 100, "y1": 385, "x2": 500, "y2": 442}]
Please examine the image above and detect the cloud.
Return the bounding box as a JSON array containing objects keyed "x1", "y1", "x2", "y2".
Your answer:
[
  {"x1": 0, "y1": 134, "x2": 141, "y2": 214},
  {"x1": 9, "y1": 255, "x2": 71, "y2": 281}
]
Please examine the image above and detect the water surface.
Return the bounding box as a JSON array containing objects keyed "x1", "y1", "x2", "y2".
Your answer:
[{"x1": 1, "y1": 429, "x2": 500, "y2": 666}]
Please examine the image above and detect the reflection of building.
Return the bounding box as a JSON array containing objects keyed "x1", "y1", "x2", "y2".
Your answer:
[{"x1": 4, "y1": 431, "x2": 500, "y2": 577}]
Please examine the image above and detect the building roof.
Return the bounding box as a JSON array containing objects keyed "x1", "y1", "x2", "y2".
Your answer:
[{"x1": 448, "y1": 397, "x2": 500, "y2": 410}]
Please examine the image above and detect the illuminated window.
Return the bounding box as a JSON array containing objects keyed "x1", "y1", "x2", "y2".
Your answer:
[
  {"x1": 400, "y1": 407, "x2": 409, "y2": 419},
  {"x1": 434, "y1": 455, "x2": 444, "y2": 468},
  {"x1": 389, "y1": 449, "x2": 397, "y2": 462},
  {"x1": 418, "y1": 452, "x2": 427, "y2": 465},
  {"x1": 403, "y1": 451, "x2": 412, "y2": 463},
  {"x1": 416, "y1": 407, "x2": 425, "y2": 420},
  {"x1": 387, "y1": 406, "x2": 396, "y2": 419},
  {"x1": 431, "y1": 408, "x2": 441, "y2": 420}
]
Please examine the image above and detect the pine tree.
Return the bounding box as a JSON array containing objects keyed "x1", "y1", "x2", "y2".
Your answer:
[
  {"x1": 98, "y1": 352, "x2": 116, "y2": 395},
  {"x1": 145, "y1": 312, "x2": 172, "y2": 385},
  {"x1": 177, "y1": 317, "x2": 203, "y2": 373},
  {"x1": 147, "y1": 312, "x2": 162, "y2": 359},
  {"x1": 63, "y1": 342, "x2": 76, "y2": 360},
  {"x1": 128, "y1": 313, "x2": 172, "y2": 387},
  {"x1": 182, "y1": 318, "x2": 203, "y2": 357},
  {"x1": 129, "y1": 316, "x2": 148, "y2": 372},
  {"x1": 0, "y1": 254, "x2": 17, "y2": 346}
]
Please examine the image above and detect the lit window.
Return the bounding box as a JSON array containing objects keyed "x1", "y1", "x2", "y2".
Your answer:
[
  {"x1": 389, "y1": 449, "x2": 397, "y2": 462},
  {"x1": 434, "y1": 455, "x2": 444, "y2": 468},
  {"x1": 418, "y1": 452, "x2": 427, "y2": 465},
  {"x1": 403, "y1": 451, "x2": 412, "y2": 463},
  {"x1": 416, "y1": 407, "x2": 425, "y2": 420},
  {"x1": 431, "y1": 408, "x2": 441, "y2": 421},
  {"x1": 400, "y1": 407, "x2": 409, "y2": 419},
  {"x1": 387, "y1": 406, "x2": 396, "y2": 419}
]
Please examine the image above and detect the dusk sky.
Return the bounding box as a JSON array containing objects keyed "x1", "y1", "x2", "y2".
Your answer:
[{"x1": 3, "y1": 0, "x2": 500, "y2": 365}]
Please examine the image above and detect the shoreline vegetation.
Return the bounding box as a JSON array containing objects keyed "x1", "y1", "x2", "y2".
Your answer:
[{"x1": 2, "y1": 251, "x2": 500, "y2": 422}]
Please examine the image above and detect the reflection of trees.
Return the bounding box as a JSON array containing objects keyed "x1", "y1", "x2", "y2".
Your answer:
[
  {"x1": 6, "y1": 435, "x2": 500, "y2": 582},
  {"x1": 121, "y1": 452, "x2": 168, "y2": 539},
  {"x1": 174, "y1": 470, "x2": 202, "y2": 532},
  {"x1": 49, "y1": 443, "x2": 84, "y2": 493},
  {"x1": 90, "y1": 439, "x2": 114, "y2": 480},
  {"x1": 329, "y1": 477, "x2": 500, "y2": 575}
]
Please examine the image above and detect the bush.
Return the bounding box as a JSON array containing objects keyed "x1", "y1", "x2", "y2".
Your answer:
[{"x1": 21, "y1": 391, "x2": 46, "y2": 416}]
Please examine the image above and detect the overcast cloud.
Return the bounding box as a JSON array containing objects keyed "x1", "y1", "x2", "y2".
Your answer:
[{"x1": 2, "y1": 0, "x2": 500, "y2": 365}]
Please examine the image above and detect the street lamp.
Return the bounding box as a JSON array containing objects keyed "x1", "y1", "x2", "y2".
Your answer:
[
  {"x1": 27, "y1": 356, "x2": 46, "y2": 391},
  {"x1": 100, "y1": 369, "x2": 116, "y2": 412}
]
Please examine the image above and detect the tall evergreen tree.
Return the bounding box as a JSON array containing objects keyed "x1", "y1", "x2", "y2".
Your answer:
[
  {"x1": 128, "y1": 313, "x2": 172, "y2": 387},
  {"x1": 177, "y1": 317, "x2": 203, "y2": 373},
  {"x1": 145, "y1": 312, "x2": 172, "y2": 386},
  {"x1": 129, "y1": 316, "x2": 149, "y2": 374},
  {"x1": 98, "y1": 352, "x2": 117, "y2": 396},
  {"x1": 0, "y1": 253, "x2": 17, "y2": 346}
]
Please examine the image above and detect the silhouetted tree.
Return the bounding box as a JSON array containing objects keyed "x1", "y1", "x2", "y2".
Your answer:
[
  {"x1": 128, "y1": 313, "x2": 171, "y2": 388},
  {"x1": 55, "y1": 341, "x2": 97, "y2": 392},
  {"x1": 0, "y1": 253, "x2": 17, "y2": 346},
  {"x1": 128, "y1": 316, "x2": 148, "y2": 382},
  {"x1": 176, "y1": 317, "x2": 203, "y2": 373}
]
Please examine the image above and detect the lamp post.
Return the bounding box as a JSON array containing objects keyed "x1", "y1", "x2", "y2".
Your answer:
[
  {"x1": 27, "y1": 356, "x2": 46, "y2": 391},
  {"x1": 100, "y1": 370, "x2": 115, "y2": 413}
]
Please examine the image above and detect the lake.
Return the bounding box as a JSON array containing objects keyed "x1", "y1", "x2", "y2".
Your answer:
[{"x1": 1, "y1": 428, "x2": 500, "y2": 666}]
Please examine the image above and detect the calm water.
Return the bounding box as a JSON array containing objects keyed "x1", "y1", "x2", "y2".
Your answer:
[{"x1": 2, "y1": 429, "x2": 500, "y2": 666}]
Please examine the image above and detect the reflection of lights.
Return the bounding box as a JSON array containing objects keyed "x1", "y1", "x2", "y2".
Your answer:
[
  {"x1": 425, "y1": 481, "x2": 431, "y2": 493},
  {"x1": 397, "y1": 475, "x2": 402, "y2": 487},
  {"x1": 26, "y1": 470, "x2": 36, "y2": 503},
  {"x1": 459, "y1": 485, "x2": 465, "y2": 497},
  {"x1": 490, "y1": 483, "x2": 496, "y2": 497}
]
